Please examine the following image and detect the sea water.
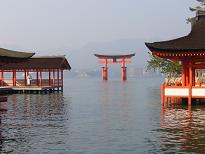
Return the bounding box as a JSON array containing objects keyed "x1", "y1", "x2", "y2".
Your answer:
[{"x1": 0, "y1": 77, "x2": 205, "y2": 153}]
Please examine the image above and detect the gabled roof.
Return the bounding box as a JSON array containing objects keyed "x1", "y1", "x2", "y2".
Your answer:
[
  {"x1": 145, "y1": 15, "x2": 205, "y2": 52},
  {"x1": 94, "y1": 53, "x2": 135, "y2": 59},
  {"x1": 0, "y1": 48, "x2": 35, "y2": 58},
  {"x1": 0, "y1": 56, "x2": 71, "y2": 70}
]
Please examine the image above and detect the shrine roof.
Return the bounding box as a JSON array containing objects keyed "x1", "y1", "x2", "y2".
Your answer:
[
  {"x1": 0, "y1": 48, "x2": 35, "y2": 59},
  {"x1": 145, "y1": 15, "x2": 205, "y2": 53},
  {"x1": 0, "y1": 56, "x2": 71, "y2": 70}
]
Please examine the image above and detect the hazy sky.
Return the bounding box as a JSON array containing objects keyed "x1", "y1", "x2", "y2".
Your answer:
[{"x1": 0, "y1": 0, "x2": 198, "y2": 69}]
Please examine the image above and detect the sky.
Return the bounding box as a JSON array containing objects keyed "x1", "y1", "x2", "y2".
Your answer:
[{"x1": 0, "y1": 0, "x2": 199, "y2": 69}]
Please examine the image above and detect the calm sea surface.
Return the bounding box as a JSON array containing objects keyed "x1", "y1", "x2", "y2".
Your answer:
[{"x1": 1, "y1": 77, "x2": 205, "y2": 153}]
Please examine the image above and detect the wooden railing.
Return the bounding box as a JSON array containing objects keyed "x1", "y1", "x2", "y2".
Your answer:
[
  {"x1": 161, "y1": 83, "x2": 205, "y2": 103},
  {"x1": 0, "y1": 79, "x2": 63, "y2": 87}
]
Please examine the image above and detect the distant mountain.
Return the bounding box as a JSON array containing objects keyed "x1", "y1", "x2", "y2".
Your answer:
[
  {"x1": 64, "y1": 67, "x2": 162, "y2": 79},
  {"x1": 67, "y1": 38, "x2": 150, "y2": 70}
]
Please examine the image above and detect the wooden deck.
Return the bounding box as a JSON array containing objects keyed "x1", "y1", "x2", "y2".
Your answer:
[
  {"x1": 12, "y1": 86, "x2": 52, "y2": 90},
  {"x1": 0, "y1": 79, "x2": 63, "y2": 93}
]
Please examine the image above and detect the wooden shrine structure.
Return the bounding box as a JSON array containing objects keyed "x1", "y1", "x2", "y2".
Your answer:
[
  {"x1": 94, "y1": 53, "x2": 135, "y2": 80},
  {"x1": 0, "y1": 48, "x2": 71, "y2": 93},
  {"x1": 145, "y1": 2, "x2": 205, "y2": 105}
]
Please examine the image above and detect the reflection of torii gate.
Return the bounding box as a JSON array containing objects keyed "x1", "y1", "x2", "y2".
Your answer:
[{"x1": 94, "y1": 53, "x2": 135, "y2": 80}]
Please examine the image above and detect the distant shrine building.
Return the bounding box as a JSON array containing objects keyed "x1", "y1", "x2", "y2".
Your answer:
[
  {"x1": 146, "y1": 1, "x2": 205, "y2": 105},
  {"x1": 0, "y1": 48, "x2": 71, "y2": 93}
]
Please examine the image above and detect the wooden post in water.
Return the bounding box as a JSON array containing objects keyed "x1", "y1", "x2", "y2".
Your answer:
[
  {"x1": 102, "y1": 67, "x2": 108, "y2": 80},
  {"x1": 122, "y1": 58, "x2": 127, "y2": 81}
]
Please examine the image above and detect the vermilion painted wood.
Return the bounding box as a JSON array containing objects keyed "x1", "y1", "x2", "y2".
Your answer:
[{"x1": 95, "y1": 54, "x2": 135, "y2": 81}]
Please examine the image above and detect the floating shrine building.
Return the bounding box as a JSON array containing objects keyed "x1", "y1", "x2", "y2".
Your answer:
[
  {"x1": 0, "y1": 48, "x2": 71, "y2": 93},
  {"x1": 146, "y1": 3, "x2": 205, "y2": 105}
]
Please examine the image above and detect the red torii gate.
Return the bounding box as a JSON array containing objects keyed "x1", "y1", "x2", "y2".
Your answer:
[{"x1": 94, "y1": 53, "x2": 135, "y2": 80}]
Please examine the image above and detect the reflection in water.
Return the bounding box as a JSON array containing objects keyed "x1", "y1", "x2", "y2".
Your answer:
[
  {"x1": 0, "y1": 102, "x2": 7, "y2": 153},
  {"x1": 0, "y1": 93, "x2": 71, "y2": 153},
  {"x1": 160, "y1": 105, "x2": 205, "y2": 153},
  {"x1": 0, "y1": 113, "x2": 2, "y2": 153},
  {"x1": 99, "y1": 81, "x2": 131, "y2": 128}
]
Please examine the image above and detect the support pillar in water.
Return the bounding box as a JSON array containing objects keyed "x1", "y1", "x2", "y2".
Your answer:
[{"x1": 102, "y1": 67, "x2": 108, "y2": 80}]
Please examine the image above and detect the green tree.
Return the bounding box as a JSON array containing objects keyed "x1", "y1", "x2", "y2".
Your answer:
[{"x1": 147, "y1": 52, "x2": 181, "y2": 79}]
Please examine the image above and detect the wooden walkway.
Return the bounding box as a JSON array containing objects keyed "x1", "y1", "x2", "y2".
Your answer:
[
  {"x1": 0, "y1": 85, "x2": 62, "y2": 94},
  {"x1": 0, "y1": 79, "x2": 63, "y2": 94}
]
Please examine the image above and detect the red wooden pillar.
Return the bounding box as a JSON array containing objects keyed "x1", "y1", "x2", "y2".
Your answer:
[
  {"x1": 13, "y1": 70, "x2": 16, "y2": 86},
  {"x1": 40, "y1": 70, "x2": 42, "y2": 86},
  {"x1": 102, "y1": 67, "x2": 108, "y2": 80},
  {"x1": 36, "y1": 69, "x2": 39, "y2": 86},
  {"x1": 193, "y1": 68, "x2": 195, "y2": 86},
  {"x1": 61, "y1": 69, "x2": 63, "y2": 92},
  {"x1": 15, "y1": 70, "x2": 16, "y2": 86},
  {"x1": 53, "y1": 69, "x2": 55, "y2": 88},
  {"x1": 188, "y1": 62, "x2": 192, "y2": 106},
  {"x1": 182, "y1": 61, "x2": 185, "y2": 86},
  {"x1": 24, "y1": 70, "x2": 27, "y2": 86},
  {"x1": 1, "y1": 71, "x2": 4, "y2": 86},
  {"x1": 186, "y1": 66, "x2": 189, "y2": 86},
  {"x1": 183, "y1": 61, "x2": 187, "y2": 86},
  {"x1": 102, "y1": 59, "x2": 108, "y2": 80},
  {"x1": 48, "y1": 69, "x2": 51, "y2": 86},
  {"x1": 57, "y1": 69, "x2": 60, "y2": 91},
  {"x1": 0, "y1": 70, "x2": 2, "y2": 86},
  {"x1": 122, "y1": 59, "x2": 127, "y2": 81}
]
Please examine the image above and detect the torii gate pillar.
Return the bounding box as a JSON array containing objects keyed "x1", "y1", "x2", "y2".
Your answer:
[
  {"x1": 94, "y1": 53, "x2": 135, "y2": 81},
  {"x1": 102, "y1": 66, "x2": 108, "y2": 80},
  {"x1": 122, "y1": 66, "x2": 127, "y2": 81}
]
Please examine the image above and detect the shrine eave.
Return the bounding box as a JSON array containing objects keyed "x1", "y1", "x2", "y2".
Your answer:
[
  {"x1": 0, "y1": 48, "x2": 35, "y2": 59},
  {"x1": 145, "y1": 42, "x2": 205, "y2": 53},
  {"x1": 0, "y1": 56, "x2": 71, "y2": 70}
]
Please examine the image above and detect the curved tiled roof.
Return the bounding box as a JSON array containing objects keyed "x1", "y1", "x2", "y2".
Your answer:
[
  {"x1": 0, "y1": 48, "x2": 35, "y2": 58},
  {"x1": 0, "y1": 56, "x2": 71, "y2": 70},
  {"x1": 145, "y1": 15, "x2": 205, "y2": 52}
]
